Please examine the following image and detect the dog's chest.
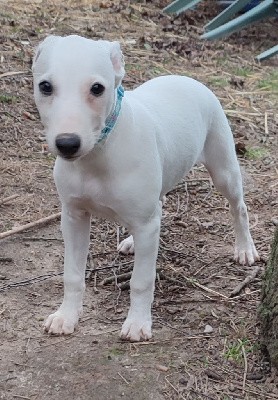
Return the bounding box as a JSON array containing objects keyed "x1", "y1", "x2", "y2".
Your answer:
[{"x1": 59, "y1": 167, "x2": 122, "y2": 222}]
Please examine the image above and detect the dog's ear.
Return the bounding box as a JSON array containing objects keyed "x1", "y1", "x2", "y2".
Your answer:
[
  {"x1": 32, "y1": 35, "x2": 61, "y2": 73},
  {"x1": 110, "y1": 41, "x2": 125, "y2": 88}
]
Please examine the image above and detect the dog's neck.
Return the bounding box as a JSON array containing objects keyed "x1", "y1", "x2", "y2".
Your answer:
[{"x1": 97, "y1": 85, "x2": 124, "y2": 144}]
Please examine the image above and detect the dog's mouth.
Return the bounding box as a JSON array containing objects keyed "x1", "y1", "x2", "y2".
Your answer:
[
  {"x1": 58, "y1": 147, "x2": 94, "y2": 161},
  {"x1": 58, "y1": 153, "x2": 80, "y2": 161}
]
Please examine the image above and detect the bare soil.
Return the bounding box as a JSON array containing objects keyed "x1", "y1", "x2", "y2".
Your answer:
[{"x1": 1, "y1": 1, "x2": 277, "y2": 399}]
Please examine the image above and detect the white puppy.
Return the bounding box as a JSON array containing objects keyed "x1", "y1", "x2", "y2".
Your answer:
[{"x1": 32, "y1": 35, "x2": 258, "y2": 341}]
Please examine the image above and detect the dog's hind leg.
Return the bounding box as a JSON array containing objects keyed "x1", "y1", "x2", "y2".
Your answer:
[
  {"x1": 120, "y1": 202, "x2": 162, "y2": 341},
  {"x1": 202, "y1": 114, "x2": 259, "y2": 265},
  {"x1": 117, "y1": 197, "x2": 166, "y2": 256},
  {"x1": 118, "y1": 234, "x2": 134, "y2": 254}
]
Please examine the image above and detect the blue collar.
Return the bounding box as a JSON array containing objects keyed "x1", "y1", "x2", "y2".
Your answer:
[{"x1": 97, "y1": 85, "x2": 124, "y2": 143}]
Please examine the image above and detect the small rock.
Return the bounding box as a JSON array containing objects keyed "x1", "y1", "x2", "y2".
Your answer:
[
  {"x1": 229, "y1": 383, "x2": 236, "y2": 392},
  {"x1": 156, "y1": 364, "x2": 169, "y2": 372},
  {"x1": 202, "y1": 221, "x2": 214, "y2": 229},
  {"x1": 205, "y1": 369, "x2": 224, "y2": 381},
  {"x1": 204, "y1": 324, "x2": 214, "y2": 334},
  {"x1": 246, "y1": 372, "x2": 264, "y2": 381},
  {"x1": 22, "y1": 110, "x2": 36, "y2": 120},
  {"x1": 271, "y1": 217, "x2": 278, "y2": 226},
  {"x1": 160, "y1": 229, "x2": 169, "y2": 237},
  {"x1": 166, "y1": 307, "x2": 179, "y2": 315},
  {"x1": 235, "y1": 141, "x2": 247, "y2": 155},
  {"x1": 179, "y1": 377, "x2": 187, "y2": 385},
  {"x1": 175, "y1": 220, "x2": 188, "y2": 228}
]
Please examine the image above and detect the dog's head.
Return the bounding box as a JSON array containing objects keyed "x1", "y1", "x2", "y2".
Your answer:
[{"x1": 32, "y1": 35, "x2": 125, "y2": 160}]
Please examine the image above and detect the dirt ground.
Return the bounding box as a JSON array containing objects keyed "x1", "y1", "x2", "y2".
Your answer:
[{"x1": 1, "y1": 0, "x2": 278, "y2": 399}]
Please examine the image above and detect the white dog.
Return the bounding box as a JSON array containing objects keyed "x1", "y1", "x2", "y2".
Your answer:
[{"x1": 32, "y1": 35, "x2": 259, "y2": 341}]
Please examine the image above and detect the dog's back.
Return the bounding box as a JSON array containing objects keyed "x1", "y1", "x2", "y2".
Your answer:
[{"x1": 125, "y1": 75, "x2": 230, "y2": 196}]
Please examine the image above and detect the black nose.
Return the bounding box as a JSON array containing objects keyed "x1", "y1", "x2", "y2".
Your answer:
[{"x1": 55, "y1": 133, "x2": 81, "y2": 157}]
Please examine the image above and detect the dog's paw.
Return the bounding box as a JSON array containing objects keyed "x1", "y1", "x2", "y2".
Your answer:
[
  {"x1": 117, "y1": 235, "x2": 134, "y2": 255},
  {"x1": 234, "y1": 242, "x2": 259, "y2": 266},
  {"x1": 120, "y1": 317, "x2": 152, "y2": 342},
  {"x1": 44, "y1": 310, "x2": 79, "y2": 335}
]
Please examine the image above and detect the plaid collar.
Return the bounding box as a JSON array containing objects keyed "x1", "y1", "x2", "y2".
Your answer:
[{"x1": 97, "y1": 85, "x2": 124, "y2": 143}]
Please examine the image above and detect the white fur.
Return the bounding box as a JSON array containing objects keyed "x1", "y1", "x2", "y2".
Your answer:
[{"x1": 32, "y1": 35, "x2": 259, "y2": 341}]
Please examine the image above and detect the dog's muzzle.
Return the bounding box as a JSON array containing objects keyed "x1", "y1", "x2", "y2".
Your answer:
[{"x1": 55, "y1": 133, "x2": 81, "y2": 159}]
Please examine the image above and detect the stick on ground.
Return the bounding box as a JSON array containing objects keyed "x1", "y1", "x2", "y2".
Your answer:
[
  {"x1": 0, "y1": 71, "x2": 27, "y2": 79},
  {"x1": 0, "y1": 212, "x2": 61, "y2": 240},
  {"x1": 0, "y1": 194, "x2": 20, "y2": 206},
  {"x1": 100, "y1": 271, "x2": 133, "y2": 286},
  {"x1": 229, "y1": 265, "x2": 260, "y2": 297}
]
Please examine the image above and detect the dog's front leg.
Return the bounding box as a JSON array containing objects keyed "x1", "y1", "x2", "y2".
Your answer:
[
  {"x1": 44, "y1": 206, "x2": 91, "y2": 334},
  {"x1": 121, "y1": 204, "x2": 162, "y2": 342}
]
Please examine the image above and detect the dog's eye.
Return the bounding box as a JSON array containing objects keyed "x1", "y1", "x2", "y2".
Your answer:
[
  {"x1": 90, "y1": 83, "x2": 105, "y2": 97},
  {"x1": 39, "y1": 80, "x2": 53, "y2": 96}
]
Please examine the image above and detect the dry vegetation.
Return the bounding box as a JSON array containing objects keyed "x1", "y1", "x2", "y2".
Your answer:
[{"x1": 0, "y1": 1, "x2": 278, "y2": 399}]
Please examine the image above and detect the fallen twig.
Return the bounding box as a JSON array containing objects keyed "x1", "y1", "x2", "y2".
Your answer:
[
  {"x1": 160, "y1": 268, "x2": 230, "y2": 299},
  {"x1": 0, "y1": 272, "x2": 63, "y2": 292},
  {"x1": 0, "y1": 257, "x2": 13, "y2": 263},
  {"x1": 224, "y1": 110, "x2": 261, "y2": 116},
  {"x1": 0, "y1": 212, "x2": 61, "y2": 239},
  {"x1": 0, "y1": 194, "x2": 20, "y2": 206},
  {"x1": 265, "y1": 112, "x2": 269, "y2": 135},
  {"x1": 241, "y1": 340, "x2": 248, "y2": 395},
  {"x1": 118, "y1": 281, "x2": 130, "y2": 290},
  {"x1": 117, "y1": 372, "x2": 129, "y2": 385},
  {"x1": 100, "y1": 268, "x2": 162, "y2": 290},
  {"x1": 159, "y1": 271, "x2": 189, "y2": 290},
  {"x1": 229, "y1": 266, "x2": 260, "y2": 297},
  {"x1": 22, "y1": 236, "x2": 63, "y2": 242},
  {"x1": 188, "y1": 277, "x2": 229, "y2": 299},
  {"x1": 230, "y1": 382, "x2": 278, "y2": 399},
  {"x1": 165, "y1": 377, "x2": 186, "y2": 400},
  {"x1": 170, "y1": 271, "x2": 229, "y2": 299},
  {"x1": 0, "y1": 71, "x2": 28, "y2": 79},
  {"x1": 250, "y1": 214, "x2": 259, "y2": 229},
  {"x1": 85, "y1": 262, "x2": 132, "y2": 276},
  {"x1": 100, "y1": 271, "x2": 133, "y2": 286},
  {"x1": 0, "y1": 264, "x2": 134, "y2": 292}
]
